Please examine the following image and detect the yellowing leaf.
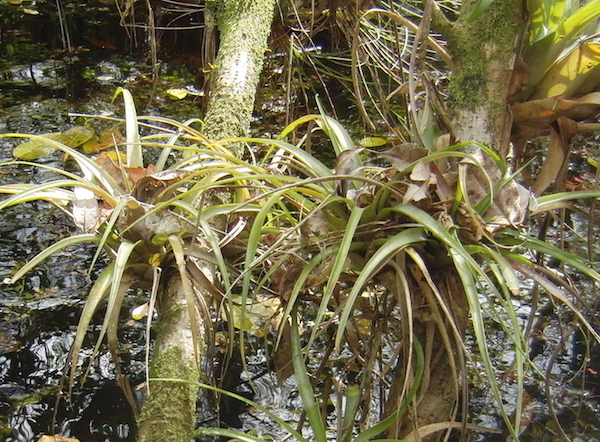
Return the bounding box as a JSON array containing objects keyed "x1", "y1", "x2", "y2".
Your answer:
[
  {"x1": 166, "y1": 88, "x2": 189, "y2": 100},
  {"x1": 528, "y1": 0, "x2": 569, "y2": 43},
  {"x1": 532, "y1": 41, "x2": 600, "y2": 99},
  {"x1": 358, "y1": 137, "x2": 387, "y2": 148},
  {"x1": 12, "y1": 127, "x2": 95, "y2": 160},
  {"x1": 13, "y1": 133, "x2": 61, "y2": 160}
]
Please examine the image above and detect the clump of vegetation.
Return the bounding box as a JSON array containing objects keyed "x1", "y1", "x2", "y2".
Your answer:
[
  {"x1": 1, "y1": 0, "x2": 600, "y2": 441},
  {"x1": 2, "y1": 87, "x2": 600, "y2": 441}
]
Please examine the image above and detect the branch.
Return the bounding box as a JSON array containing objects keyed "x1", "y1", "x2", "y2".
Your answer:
[{"x1": 428, "y1": 0, "x2": 453, "y2": 36}]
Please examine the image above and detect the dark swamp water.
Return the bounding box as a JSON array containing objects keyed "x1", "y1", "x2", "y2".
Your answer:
[
  {"x1": 0, "y1": 98, "x2": 146, "y2": 442},
  {"x1": 2, "y1": 2, "x2": 600, "y2": 441}
]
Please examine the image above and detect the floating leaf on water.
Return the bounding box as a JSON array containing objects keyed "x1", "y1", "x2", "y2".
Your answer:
[
  {"x1": 166, "y1": 88, "x2": 189, "y2": 100},
  {"x1": 13, "y1": 133, "x2": 62, "y2": 160},
  {"x1": 82, "y1": 126, "x2": 123, "y2": 154},
  {"x1": 12, "y1": 126, "x2": 96, "y2": 160},
  {"x1": 358, "y1": 136, "x2": 387, "y2": 148},
  {"x1": 60, "y1": 126, "x2": 95, "y2": 148}
]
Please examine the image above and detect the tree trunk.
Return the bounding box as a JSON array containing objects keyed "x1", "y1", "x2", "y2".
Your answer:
[
  {"x1": 203, "y1": 0, "x2": 278, "y2": 149},
  {"x1": 386, "y1": 1, "x2": 527, "y2": 440},
  {"x1": 445, "y1": 0, "x2": 526, "y2": 152},
  {"x1": 137, "y1": 1, "x2": 277, "y2": 440},
  {"x1": 137, "y1": 274, "x2": 202, "y2": 442}
]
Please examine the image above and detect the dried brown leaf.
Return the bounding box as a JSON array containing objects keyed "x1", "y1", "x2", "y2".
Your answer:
[
  {"x1": 512, "y1": 92, "x2": 600, "y2": 142},
  {"x1": 410, "y1": 161, "x2": 432, "y2": 182},
  {"x1": 378, "y1": 143, "x2": 429, "y2": 170},
  {"x1": 533, "y1": 117, "x2": 577, "y2": 195}
]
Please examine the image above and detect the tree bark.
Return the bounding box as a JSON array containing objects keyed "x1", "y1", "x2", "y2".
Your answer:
[
  {"x1": 137, "y1": 274, "x2": 202, "y2": 442},
  {"x1": 445, "y1": 0, "x2": 526, "y2": 152},
  {"x1": 203, "y1": 0, "x2": 278, "y2": 151}
]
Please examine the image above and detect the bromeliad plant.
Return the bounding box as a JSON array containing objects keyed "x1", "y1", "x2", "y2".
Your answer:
[
  {"x1": 0, "y1": 87, "x2": 246, "y2": 408},
  {"x1": 228, "y1": 116, "x2": 600, "y2": 440}
]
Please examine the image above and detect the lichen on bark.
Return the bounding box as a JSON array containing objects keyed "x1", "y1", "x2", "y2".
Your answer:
[{"x1": 202, "y1": 0, "x2": 278, "y2": 157}]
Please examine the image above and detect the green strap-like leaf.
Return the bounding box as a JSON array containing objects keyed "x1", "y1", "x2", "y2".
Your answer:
[
  {"x1": 113, "y1": 87, "x2": 142, "y2": 168},
  {"x1": 310, "y1": 205, "x2": 364, "y2": 349},
  {"x1": 87, "y1": 240, "x2": 137, "y2": 377},
  {"x1": 290, "y1": 305, "x2": 328, "y2": 442},
  {"x1": 8, "y1": 233, "x2": 99, "y2": 283},
  {"x1": 468, "y1": 0, "x2": 497, "y2": 22},
  {"x1": 69, "y1": 263, "x2": 114, "y2": 389},
  {"x1": 335, "y1": 227, "x2": 428, "y2": 350},
  {"x1": 450, "y1": 248, "x2": 519, "y2": 440}
]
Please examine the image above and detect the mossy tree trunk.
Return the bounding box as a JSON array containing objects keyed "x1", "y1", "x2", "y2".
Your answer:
[
  {"x1": 385, "y1": 1, "x2": 527, "y2": 440},
  {"x1": 137, "y1": 1, "x2": 276, "y2": 441},
  {"x1": 137, "y1": 273, "x2": 202, "y2": 442},
  {"x1": 444, "y1": 0, "x2": 526, "y2": 152},
  {"x1": 203, "y1": 0, "x2": 278, "y2": 148}
]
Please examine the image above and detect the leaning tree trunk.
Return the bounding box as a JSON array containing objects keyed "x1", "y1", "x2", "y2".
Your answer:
[
  {"x1": 137, "y1": 1, "x2": 277, "y2": 441},
  {"x1": 137, "y1": 273, "x2": 202, "y2": 442},
  {"x1": 385, "y1": 1, "x2": 527, "y2": 439},
  {"x1": 202, "y1": 0, "x2": 278, "y2": 150}
]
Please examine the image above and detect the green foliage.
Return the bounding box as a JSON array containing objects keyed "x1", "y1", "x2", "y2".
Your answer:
[
  {"x1": 2, "y1": 80, "x2": 600, "y2": 440},
  {"x1": 522, "y1": 0, "x2": 600, "y2": 100}
]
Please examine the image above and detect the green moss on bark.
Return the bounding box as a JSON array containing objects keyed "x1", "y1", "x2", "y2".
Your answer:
[
  {"x1": 441, "y1": 0, "x2": 526, "y2": 150},
  {"x1": 137, "y1": 275, "x2": 203, "y2": 442},
  {"x1": 202, "y1": 0, "x2": 277, "y2": 157},
  {"x1": 446, "y1": 0, "x2": 525, "y2": 111},
  {"x1": 138, "y1": 346, "x2": 200, "y2": 442}
]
